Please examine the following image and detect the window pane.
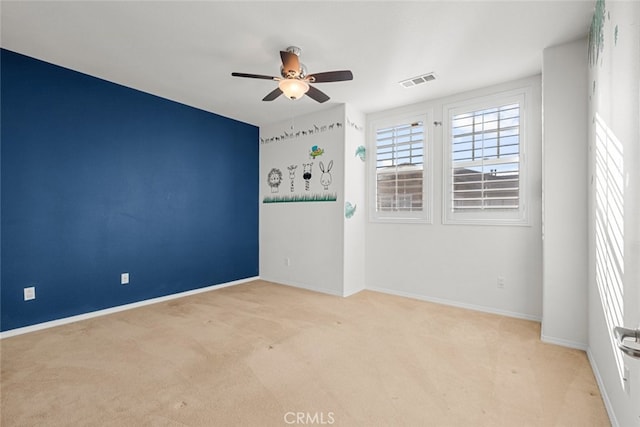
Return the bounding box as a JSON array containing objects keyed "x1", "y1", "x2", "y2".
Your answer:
[
  {"x1": 375, "y1": 121, "x2": 425, "y2": 213},
  {"x1": 451, "y1": 102, "x2": 521, "y2": 212}
]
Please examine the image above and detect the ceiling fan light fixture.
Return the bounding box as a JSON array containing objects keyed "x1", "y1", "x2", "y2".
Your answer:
[
  {"x1": 278, "y1": 78, "x2": 309, "y2": 100},
  {"x1": 231, "y1": 46, "x2": 351, "y2": 103}
]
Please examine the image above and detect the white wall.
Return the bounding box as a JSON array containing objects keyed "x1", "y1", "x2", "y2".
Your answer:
[
  {"x1": 541, "y1": 38, "x2": 589, "y2": 349},
  {"x1": 343, "y1": 105, "x2": 366, "y2": 296},
  {"x1": 260, "y1": 105, "x2": 346, "y2": 295},
  {"x1": 365, "y1": 76, "x2": 543, "y2": 320},
  {"x1": 587, "y1": 2, "x2": 640, "y2": 426}
]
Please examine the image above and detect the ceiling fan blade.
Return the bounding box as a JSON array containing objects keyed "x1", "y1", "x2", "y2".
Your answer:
[
  {"x1": 305, "y1": 85, "x2": 330, "y2": 103},
  {"x1": 232, "y1": 72, "x2": 278, "y2": 80},
  {"x1": 262, "y1": 87, "x2": 283, "y2": 101},
  {"x1": 307, "y1": 70, "x2": 353, "y2": 83},
  {"x1": 280, "y1": 51, "x2": 300, "y2": 76}
]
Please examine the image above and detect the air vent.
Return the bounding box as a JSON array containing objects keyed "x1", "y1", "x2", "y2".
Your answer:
[{"x1": 399, "y1": 73, "x2": 436, "y2": 88}]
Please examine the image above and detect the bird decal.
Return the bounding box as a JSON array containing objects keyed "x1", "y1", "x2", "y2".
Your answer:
[{"x1": 310, "y1": 145, "x2": 324, "y2": 159}]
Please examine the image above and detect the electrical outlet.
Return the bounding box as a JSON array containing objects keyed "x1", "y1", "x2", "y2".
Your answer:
[
  {"x1": 497, "y1": 276, "x2": 505, "y2": 289},
  {"x1": 24, "y1": 286, "x2": 36, "y2": 301},
  {"x1": 285, "y1": 257, "x2": 291, "y2": 267},
  {"x1": 121, "y1": 273, "x2": 129, "y2": 285}
]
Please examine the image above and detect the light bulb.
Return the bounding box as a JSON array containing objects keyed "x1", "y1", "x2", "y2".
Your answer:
[{"x1": 278, "y1": 79, "x2": 309, "y2": 100}]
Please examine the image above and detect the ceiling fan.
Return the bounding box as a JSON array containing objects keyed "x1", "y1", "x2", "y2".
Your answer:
[{"x1": 231, "y1": 46, "x2": 353, "y2": 103}]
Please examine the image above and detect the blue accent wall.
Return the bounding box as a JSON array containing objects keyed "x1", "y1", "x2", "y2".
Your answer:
[{"x1": 1, "y1": 49, "x2": 259, "y2": 332}]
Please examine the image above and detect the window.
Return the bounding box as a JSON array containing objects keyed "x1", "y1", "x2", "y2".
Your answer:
[
  {"x1": 444, "y1": 90, "x2": 529, "y2": 225},
  {"x1": 370, "y1": 114, "x2": 431, "y2": 223}
]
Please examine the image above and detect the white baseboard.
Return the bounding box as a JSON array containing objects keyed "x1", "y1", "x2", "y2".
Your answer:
[
  {"x1": 540, "y1": 334, "x2": 588, "y2": 351},
  {"x1": 343, "y1": 286, "x2": 365, "y2": 298},
  {"x1": 0, "y1": 276, "x2": 259, "y2": 339},
  {"x1": 366, "y1": 286, "x2": 542, "y2": 322},
  {"x1": 259, "y1": 276, "x2": 343, "y2": 297},
  {"x1": 587, "y1": 348, "x2": 619, "y2": 427}
]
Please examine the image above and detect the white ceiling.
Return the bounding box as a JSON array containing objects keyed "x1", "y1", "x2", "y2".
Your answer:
[{"x1": 1, "y1": 1, "x2": 595, "y2": 127}]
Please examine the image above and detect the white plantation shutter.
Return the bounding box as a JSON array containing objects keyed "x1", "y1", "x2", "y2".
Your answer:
[
  {"x1": 375, "y1": 121, "x2": 424, "y2": 213},
  {"x1": 444, "y1": 89, "x2": 529, "y2": 225},
  {"x1": 451, "y1": 103, "x2": 521, "y2": 210}
]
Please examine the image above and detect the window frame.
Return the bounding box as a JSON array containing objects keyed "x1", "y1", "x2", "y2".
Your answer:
[
  {"x1": 368, "y1": 111, "x2": 433, "y2": 224},
  {"x1": 443, "y1": 88, "x2": 531, "y2": 226}
]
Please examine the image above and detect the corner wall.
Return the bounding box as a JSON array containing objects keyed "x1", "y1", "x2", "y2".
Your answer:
[
  {"x1": 0, "y1": 49, "x2": 259, "y2": 332},
  {"x1": 343, "y1": 105, "x2": 366, "y2": 296},
  {"x1": 541, "y1": 38, "x2": 589, "y2": 349}
]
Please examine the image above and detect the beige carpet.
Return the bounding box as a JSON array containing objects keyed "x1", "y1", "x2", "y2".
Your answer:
[{"x1": 1, "y1": 280, "x2": 609, "y2": 426}]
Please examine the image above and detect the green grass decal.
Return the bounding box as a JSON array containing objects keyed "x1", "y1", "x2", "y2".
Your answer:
[{"x1": 263, "y1": 193, "x2": 337, "y2": 203}]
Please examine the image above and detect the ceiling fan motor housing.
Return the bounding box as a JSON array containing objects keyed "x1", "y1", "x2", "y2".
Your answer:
[
  {"x1": 280, "y1": 46, "x2": 305, "y2": 78},
  {"x1": 281, "y1": 63, "x2": 307, "y2": 79}
]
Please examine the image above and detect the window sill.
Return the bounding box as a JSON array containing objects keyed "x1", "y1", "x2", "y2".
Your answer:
[
  {"x1": 442, "y1": 216, "x2": 530, "y2": 227},
  {"x1": 370, "y1": 215, "x2": 432, "y2": 224}
]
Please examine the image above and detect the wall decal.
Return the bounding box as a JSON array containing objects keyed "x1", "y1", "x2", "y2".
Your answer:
[
  {"x1": 346, "y1": 117, "x2": 364, "y2": 132},
  {"x1": 345, "y1": 202, "x2": 357, "y2": 219},
  {"x1": 260, "y1": 121, "x2": 344, "y2": 144},
  {"x1": 302, "y1": 162, "x2": 313, "y2": 191},
  {"x1": 287, "y1": 165, "x2": 297, "y2": 193},
  {"x1": 309, "y1": 145, "x2": 325, "y2": 159},
  {"x1": 263, "y1": 193, "x2": 337, "y2": 204},
  {"x1": 267, "y1": 168, "x2": 283, "y2": 193},
  {"x1": 319, "y1": 160, "x2": 334, "y2": 190},
  {"x1": 355, "y1": 145, "x2": 366, "y2": 161},
  {"x1": 589, "y1": 0, "x2": 606, "y2": 66}
]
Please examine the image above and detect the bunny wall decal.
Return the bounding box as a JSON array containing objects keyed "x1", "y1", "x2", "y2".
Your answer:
[{"x1": 319, "y1": 160, "x2": 333, "y2": 190}]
